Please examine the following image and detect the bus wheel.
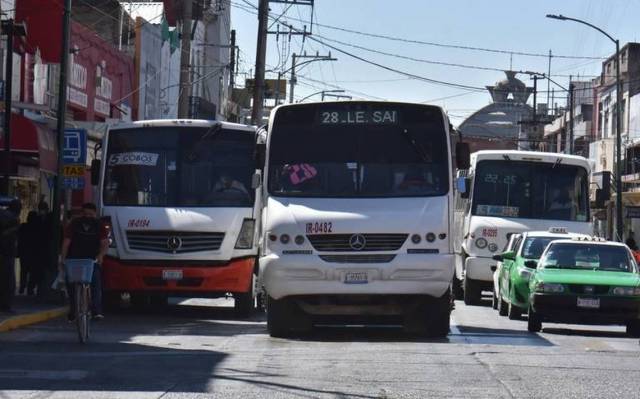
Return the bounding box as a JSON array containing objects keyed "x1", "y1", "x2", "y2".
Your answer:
[
  {"x1": 103, "y1": 292, "x2": 122, "y2": 312},
  {"x1": 130, "y1": 294, "x2": 148, "y2": 308},
  {"x1": 452, "y1": 277, "x2": 464, "y2": 300},
  {"x1": 463, "y1": 277, "x2": 482, "y2": 306},
  {"x1": 149, "y1": 294, "x2": 168, "y2": 307},
  {"x1": 267, "y1": 296, "x2": 310, "y2": 338},
  {"x1": 234, "y1": 274, "x2": 256, "y2": 317},
  {"x1": 427, "y1": 290, "x2": 451, "y2": 338}
]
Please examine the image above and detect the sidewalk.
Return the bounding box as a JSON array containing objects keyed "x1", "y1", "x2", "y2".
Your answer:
[{"x1": 0, "y1": 294, "x2": 68, "y2": 332}]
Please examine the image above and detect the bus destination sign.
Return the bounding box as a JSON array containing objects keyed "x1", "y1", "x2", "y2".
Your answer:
[{"x1": 318, "y1": 109, "x2": 398, "y2": 125}]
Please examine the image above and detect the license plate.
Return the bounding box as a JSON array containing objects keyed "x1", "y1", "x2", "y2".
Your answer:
[
  {"x1": 162, "y1": 270, "x2": 183, "y2": 280},
  {"x1": 344, "y1": 271, "x2": 368, "y2": 284},
  {"x1": 577, "y1": 297, "x2": 600, "y2": 309}
]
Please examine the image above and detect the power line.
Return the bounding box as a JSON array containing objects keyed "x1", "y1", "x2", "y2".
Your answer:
[{"x1": 231, "y1": 0, "x2": 606, "y2": 60}]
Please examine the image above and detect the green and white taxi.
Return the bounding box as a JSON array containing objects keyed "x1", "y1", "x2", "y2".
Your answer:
[
  {"x1": 527, "y1": 238, "x2": 640, "y2": 336},
  {"x1": 492, "y1": 229, "x2": 588, "y2": 320}
]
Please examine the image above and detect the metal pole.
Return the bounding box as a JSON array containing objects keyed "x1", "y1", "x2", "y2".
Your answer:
[
  {"x1": 250, "y1": 0, "x2": 268, "y2": 125},
  {"x1": 615, "y1": 39, "x2": 624, "y2": 242},
  {"x1": 547, "y1": 50, "x2": 552, "y2": 111},
  {"x1": 229, "y1": 29, "x2": 236, "y2": 93},
  {"x1": 52, "y1": 0, "x2": 72, "y2": 264},
  {"x1": 289, "y1": 53, "x2": 296, "y2": 104},
  {"x1": 2, "y1": 19, "x2": 14, "y2": 195},
  {"x1": 177, "y1": 0, "x2": 193, "y2": 118},
  {"x1": 569, "y1": 81, "x2": 574, "y2": 154},
  {"x1": 275, "y1": 71, "x2": 281, "y2": 105},
  {"x1": 532, "y1": 75, "x2": 537, "y2": 151}
]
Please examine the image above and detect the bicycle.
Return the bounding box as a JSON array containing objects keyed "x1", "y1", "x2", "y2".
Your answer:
[{"x1": 64, "y1": 259, "x2": 95, "y2": 343}]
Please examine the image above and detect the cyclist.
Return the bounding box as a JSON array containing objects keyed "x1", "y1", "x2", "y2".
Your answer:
[{"x1": 60, "y1": 203, "x2": 108, "y2": 321}]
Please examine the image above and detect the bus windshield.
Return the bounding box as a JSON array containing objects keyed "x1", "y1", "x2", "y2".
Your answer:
[
  {"x1": 268, "y1": 103, "x2": 449, "y2": 198},
  {"x1": 103, "y1": 126, "x2": 255, "y2": 207},
  {"x1": 471, "y1": 160, "x2": 589, "y2": 222}
]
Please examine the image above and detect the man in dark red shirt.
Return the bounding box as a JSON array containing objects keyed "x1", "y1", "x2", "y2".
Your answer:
[{"x1": 60, "y1": 203, "x2": 108, "y2": 320}]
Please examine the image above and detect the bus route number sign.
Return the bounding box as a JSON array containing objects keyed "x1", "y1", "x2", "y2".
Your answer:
[{"x1": 319, "y1": 109, "x2": 398, "y2": 125}]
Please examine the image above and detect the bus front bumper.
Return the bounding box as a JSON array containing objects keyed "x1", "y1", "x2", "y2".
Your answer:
[
  {"x1": 465, "y1": 256, "x2": 495, "y2": 282},
  {"x1": 259, "y1": 253, "x2": 454, "y2": 300},
  {"x1": 102, "y1": 256, "x2": 255, "y2": 295}
]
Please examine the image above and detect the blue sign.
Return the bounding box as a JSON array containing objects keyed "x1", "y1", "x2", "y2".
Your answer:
[
  {"x1": 63, "y1": 129, "x2": 87, "y2": 165},
  {"x1": 63, "y1": 177, "x2": 85, "y2": 190}
]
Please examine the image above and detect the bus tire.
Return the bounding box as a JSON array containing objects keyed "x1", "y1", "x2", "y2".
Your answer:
[
  {"x1": 103, "y1": 292, "x2": 122, "y2": 312},
  {"x1": 266, "y1": 296, "x2": 295, "y2": 338},
  {"x1": 463, "y1": 277, "x2": 482, "y2": 306},
  {"x1": 428, "y1": 290, "x2": 451, "y2": 338},
  {"x1": 235, "y1": 274, "x2": 256, "y2": 317},
  {"x1": 452, "y1": 277, "x2": 464, "y2": 300},
  {"x1": 130, "y1": 293, "x2": 148, "y2": 308},
  {"x1": 149, "y1": 294, "x2": 168, "y2": 307}
]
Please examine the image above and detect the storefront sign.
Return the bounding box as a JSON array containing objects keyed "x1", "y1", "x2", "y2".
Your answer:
[
  {"x1": 63, "y1": 129, "x2": 87, "y2": 164},
  {"x1": 68, "y1": 87, "x2": 88, "y2": 108},
  {"x1": 94, "y1": 98, "x2": 110, "y2": 116}
]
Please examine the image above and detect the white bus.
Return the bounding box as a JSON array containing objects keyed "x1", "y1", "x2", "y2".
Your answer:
[
  {"x1": 92, "y1": 120, "x2": 262, "y2": 315},
  {"x1": 453, "y1": 150, "x2": 593, "y2": 305},
  {"x1": 259, "y1": 101, "x2": 469, "y2": 337}
]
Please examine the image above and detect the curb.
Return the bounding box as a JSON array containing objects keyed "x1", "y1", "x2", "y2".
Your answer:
[{"x1": 0, "y1": 306, "x2": 68, "y2": 332}]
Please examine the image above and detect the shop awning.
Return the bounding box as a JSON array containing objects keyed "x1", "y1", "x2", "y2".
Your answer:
[{"x1": 0, "y1": 113, "x2": 57, "y2": 174}]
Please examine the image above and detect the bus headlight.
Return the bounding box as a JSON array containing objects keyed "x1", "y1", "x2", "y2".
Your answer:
[
  {"x1": 475, "y1": 237, "x2": 488, "y2": 249},
  {"x1": 235, "y1": 219, "x2": 255, "y2": 249}
]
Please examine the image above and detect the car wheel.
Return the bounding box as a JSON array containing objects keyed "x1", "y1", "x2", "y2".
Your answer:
[
  {"x1": 626, "y1": 320, "x2": 640, "y2": 337},
  {"x1": 497, "y1": 292, "x2": 508, "y2": 316},
  {"x1": 507, "y1": 301, "x2": 523, "y2": 320},
  {"x1": 527, "y1": 306, "x2": 542, "y2": 333},
  {"x1": 463, "y1": 277, "x2": 482, "y2": 306},
  {"x1": 491, "y1": 290, "x2": 498, "y2": 310}
]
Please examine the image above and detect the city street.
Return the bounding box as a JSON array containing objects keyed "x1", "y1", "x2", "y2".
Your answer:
[{"x1": 1, "y1": 297, "x2": 639, "y2": 399}]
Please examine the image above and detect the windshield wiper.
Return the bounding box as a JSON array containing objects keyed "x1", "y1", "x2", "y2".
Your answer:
[{"x1": 400, "y1": 128, "x2": 430, "y2": 163}]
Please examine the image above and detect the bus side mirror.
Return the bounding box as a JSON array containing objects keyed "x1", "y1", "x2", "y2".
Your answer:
[
  {"x1": 455, "y1": 142, "x2": 470, "y2": 169},
  {"x1": 456, "y1": 176, "x2": 470, "y2": 199},
  {"x1": 255, "y1": 143, "x2": 266, "y2": 169},
  {"x1": 90, "y1": 159, "x2": 101, "y2": 186}
]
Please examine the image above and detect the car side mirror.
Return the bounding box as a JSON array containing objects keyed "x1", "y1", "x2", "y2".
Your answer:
[
  {"x1": 492, "y1": 254, "x2": 503, "y2": 262},
  {"x1": 90, "y1": 159, "x2": 101, "y2": 186},
  {"x1": 251, "y1": 171, "x2": 262, "y2": 189},
  {"x1": 455, "y1": 142, "x2": 470, "y2": 169},
  {"x1": 501, "y1": 251, "x2": 516, "y2": 261},
  {"x1": 255, "y1": 143, "x2": 266, "y2": 169},
  {"x1": 456, "y1": 176, "x2": 471, "y2": 199},
  {"x1": 525, "y1": 260, "x2": 538, "y2": 269}
]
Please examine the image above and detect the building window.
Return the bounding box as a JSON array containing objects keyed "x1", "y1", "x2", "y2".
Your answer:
[
  {"x1": 598, "y1": 103, "x2": 603, "y2": 136},
  {"x1": 604, "y1": 110, "x2": 609, "y2": 138}
]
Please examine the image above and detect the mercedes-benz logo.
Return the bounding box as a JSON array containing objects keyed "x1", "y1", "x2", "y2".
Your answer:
[
  {"x1": 167, "y1": 236, "x2": 183, "y2": 251},
  {"x1": 349, "y1": 234, "x2": 367, "y2": 251}
]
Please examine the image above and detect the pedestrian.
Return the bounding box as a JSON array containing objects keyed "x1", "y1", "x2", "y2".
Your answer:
[
  {"x1": 18, "y1": 211, "x2": 40, "y2": 296},
  {"x1": 34, "y1": 201, "x2": 56, "y2": 298},
  {"x1": 59, "y1": 203, "x2": 108, "y2": 321},
  {"x1": 626, "y1": 231, "x2": 638, "y2": 251},
  {"x1": 0, "y1": 199, "x2": 22, "y2": 313}
]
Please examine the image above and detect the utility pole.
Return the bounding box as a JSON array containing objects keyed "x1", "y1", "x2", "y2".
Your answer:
[
  {"x1": 52, "y1": 0, "x2": 72, "y2": 270},
  {"x1": 251, "y1": 0, "x2": 269, "y2": 125},
  {"x1": 2, "y1": 19, "x2": 15, "y2": 195},
  {"x1": 229, "y1": 29, "x2": 236, "y2": 93},
  {"x1": 289, "y1": 52, "x2": 335, "y2": 104},
  {"x1": 569, "y1": 80, "x2": 575, "y2": 155},
  {"x1": 546, "y1": 50, "x2": 552, "y2": 109},
  {"x1": 177, "y1": 0, "x2": 193, "y2": 118}
]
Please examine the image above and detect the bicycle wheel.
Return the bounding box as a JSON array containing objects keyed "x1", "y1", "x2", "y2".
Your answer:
[{"x1": 75, "y1": 284, "x2": 91, "y2": 343}]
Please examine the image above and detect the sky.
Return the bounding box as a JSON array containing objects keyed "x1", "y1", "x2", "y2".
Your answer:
[{"x1": 230, "y1": 0, "x2": 640, "y2": 126}]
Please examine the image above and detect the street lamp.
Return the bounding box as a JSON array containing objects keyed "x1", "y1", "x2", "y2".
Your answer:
[
  {"x1": 298, "y1": 90, "x2": 345, "y2": 103},
  {"x1": 547, "y1": 13, "x2": 624, "y2": 242}
]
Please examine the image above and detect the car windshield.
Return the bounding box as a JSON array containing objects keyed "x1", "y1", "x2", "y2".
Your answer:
[
  {"x1": 521, "y1": 236, "x2": 559, "y2": 259},
  {"x1": 267, "y1": 103, "x2": 449, "y2": 198},
  {"x1": 103, "y1": 126, "x2": 256, "y2": 207},
  {"x1": 540, "y1": 243, "x2": 636, "y2": 272},
  {"x1": 471, "y1": 160, "x2": 589, "y2": 222}
]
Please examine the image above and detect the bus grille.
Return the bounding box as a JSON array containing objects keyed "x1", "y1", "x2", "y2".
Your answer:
[
  {"x1": 319, "y1": 254, "x2": 396, "y2": 263},
  {"x1": 307, "y1": 234, "x2": 408, "y2": 252},
  {"x1": 126, "y1": 231, "x2": 225, "y2": 253}
]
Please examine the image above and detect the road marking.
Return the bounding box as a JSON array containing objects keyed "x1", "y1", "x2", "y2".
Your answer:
[{"x1": 0, "y1": 370, "x2": 88, "y2": 380}]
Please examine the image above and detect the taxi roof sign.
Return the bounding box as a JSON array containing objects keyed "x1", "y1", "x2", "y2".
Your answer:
[{"x1": 548, "y1": 227, "x2": 568, "y2": 234}]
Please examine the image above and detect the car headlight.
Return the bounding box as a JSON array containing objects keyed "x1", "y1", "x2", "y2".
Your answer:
[
  {"x1": 517, "y1": 268, "x2": 532, "y2": 280},
  {"x1": 612, "y1": 286, "x2": 640, "y2": 296},
  {"x1": 234, "y1": 219, "x2": 255, "y2": 249},
  {"x1": 475, "y1": 237, "x2": 488, "y2": 249},
  {"x1": 536, "y1": 283, "x2": 565, "y2": 293}
]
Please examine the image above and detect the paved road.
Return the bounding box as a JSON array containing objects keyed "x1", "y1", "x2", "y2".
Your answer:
[{"x1": 1, "y1": 297, "x2": 639, "y2": 398}]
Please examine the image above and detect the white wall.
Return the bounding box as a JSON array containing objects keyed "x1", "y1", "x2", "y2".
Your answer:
[{"x1": 137, "y1": 20, "x2": 163, "y2": 120}]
